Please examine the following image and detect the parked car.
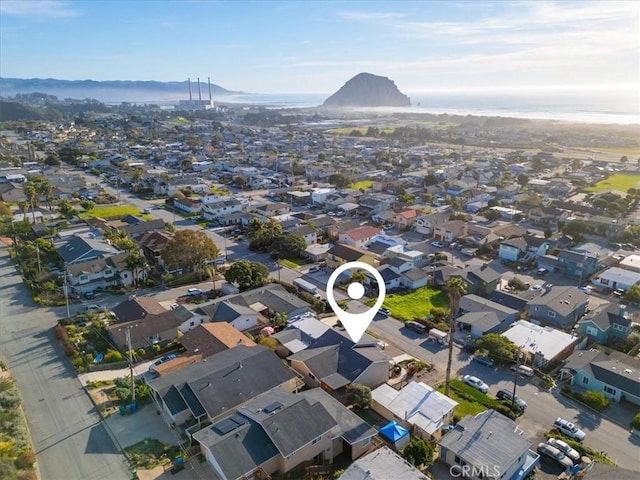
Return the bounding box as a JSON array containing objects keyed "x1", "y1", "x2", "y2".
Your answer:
[
  {"x1": 308, "y1": 265, "x2": 321, "y2": 273},
  {"x1": 537, "y1": 443, "x2": 574, "y2": 469},
  {"x1": 553, "y1": 417, "x2": 586, "y2": 441},
  {"x1": 496, "y1": 389, "x2": 527, "y2": 410},
  {"x1": 613, "y1": 288, "x2": 625, "y2": 297},
  {"x1": 84, "y1": 291, "x2": 96, "y2": 299},
  {"x1": 450, "y1": 242, "x2": 462, "y2": 250},
  {"x1": 510, "y1": 365, "x2": 534, "y2": 377},
  {"x1": 536, "y1": 268, "x2": 548, "y2": 275},
  {"x1": 378, "y1": 307, "x2": 390, "y2": 317},
  {"x1": 547, "y1": 438, "x2": 581, "y2": 462},
  {"x1": 530, "y1": 284, "x2": 543, "y2": 291},
  {"x1": 187, "y1": 288, "x2": 203, "y2": 296},
  {"x1": 472, "y1": 355, "x2": 494, "y2": 367},
  {"x1": 431, "y1": 241, "x2": 445, "y2": 248},
  {"x1": 578, "y1": 286, "x2": 592, "y2": 294},
  {"x1": 462, "y1": 374, "x2": 489, "y2": 393},
  {"x1": 405, "y1": 321, "x2": 427, "y2": 334},
  {"x1": 86, "y1": 304, "x2": 105, "y2": 312}
]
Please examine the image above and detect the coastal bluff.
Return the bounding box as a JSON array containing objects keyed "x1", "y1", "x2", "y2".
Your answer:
[{"x1": 323, "y1": 72, "x2": 411, "y2": 107}]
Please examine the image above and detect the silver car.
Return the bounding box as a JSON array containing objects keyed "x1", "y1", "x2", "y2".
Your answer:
[
  {"x1": 462, "y1": 374, "x2": 489, "y2": 393},
  {"x1": 547, "y1": 438, "x2": 581, "y2": 463},
  {"x1": 537, "y1": 443, "x2": 574, "y2": 469}
]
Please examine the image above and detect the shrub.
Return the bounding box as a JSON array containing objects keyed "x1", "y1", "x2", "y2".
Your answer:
[
  {"x1": 63, "y1": 343, "x2": 76, "y2": 356},
  {"x1": 346, "y1": 383, "x2": 372, "y2": 409},
  {"x1": 258, "y1": 336, "x2": 278, "y2": 350},
  {"x1": 104, "y1": 350, "x2": 124, "y2": 363},
  {"x1": 275, "y1": 346, "x2": 289, "y2": 359},
  {"x1": 17, "y1": 470, "x2": 38, "y2": 480},
  {"x1": 571, "y1": 390, "x2": 609, "y2": 412},
  {"x1": 495, "y1": 403, "x2": 517, "y2": 420},
  {"x1": 544, "y1": 430, "x2": 615, "y2": 465},
  {"x1": 631, "y1": 413, "x2": 640, "y2": 430},
  {"x1": 53, "y1": 324, "x2": 68, "y2": 341},
  {"x1": 15, "y1": 450, "x2": 36, "y2": 469}
]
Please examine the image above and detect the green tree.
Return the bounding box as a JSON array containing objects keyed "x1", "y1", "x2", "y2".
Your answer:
[
  {"x1": 402, "y1": 436, "x2": 434, "y2": 468},
  {"x1": 270, "y1": 233, "x2": 307, "y2": 259},
  {"x1": 621, "y1": 225, "x2": 640, "y2": 245},
  {"x1": 233, "y1": 175, "x2": 247, "y2": 189},
  {"x1": 249, "y1": 218, "x2": 283, "y2": 252},
  {"x1": 80, "y1": 199, "x2": 95, "y2": 211},
  {"x1": 346, "y1": 383, "x2": 372, "y2": 409},
  {"x1": 58, "y1": 198, "x2": 77, "y2": 218},
  {"x1": 125, "y1": 252, "x2": 148, "y2": 285},
  {"x1": 423, "y1": 174, "x2": 439, "y2": 187},
  {"x1": 562, "y1": 220, "x2": 593, "y2": 242},
  {"x1": 161, "y1": 229, "x2": 220, "y2": 276},
  {"x1": 475, "y1": 333, "x2": 518, "y2": 364},
  {"x1": 0, "y1": 201, "x2": 10, "y2": 216},
  {"x1": 328, "y1": 173, "x2": 350, "y2": 188},
  {"x1": 624, "y1": 284, "x2": 640, "y2": 305},
  {"x1": 507, "y1": 277, "x2": 527, "y2": 291},
  {"x1": 544, "y1": 228, "x2": 553, "y2": 239},
  {"x1": 44, "y1": 152, "x2": 61, "y2": 166},
  {"x1": 517, "y1": 173, "x2": 530, "y2": 186},
  {"x1": 484, "y1": 209, "x2": 502, "y2": 221},
  {"x1": 445, "y1": 277, "x2": 467, "y2": 397},
  {"x1": 620, "y1": 155, "x2": 628, "y2": 164},
  {"x1": 224, "y1": 260, "x2": 269, "y2": 290}
]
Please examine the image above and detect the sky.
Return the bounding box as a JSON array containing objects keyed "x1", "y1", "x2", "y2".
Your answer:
[{"x1": 1, "y1": 0, "x2": 638, "y2": 96}]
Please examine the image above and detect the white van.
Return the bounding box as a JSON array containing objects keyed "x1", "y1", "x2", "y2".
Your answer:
[{"x1": 511, "y1": 365, "x2": 534, "y2": 377}]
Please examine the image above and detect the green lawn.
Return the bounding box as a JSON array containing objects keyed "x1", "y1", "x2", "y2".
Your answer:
[
  {"x1": 279, "y1": 258, "x2": 299, "y2": 269},
  {"x1": 436, "y1": 383, "x2": 487, "y2": 419},
  {"x1": 366, "y1": 287, "x2": 449, "y2": 322},
  {"x1": 78, "y1": 205, "x2": 144, "y2": 220},
  {"x1": 349, "y1": 180, "x2": 374, "y2": 190},
  {"x1": 166, "y1": 117, "x2": 191, "y2": 125},
  {"x1": 585, "y1": 173, "x2": 640, "y2": 193},
  {"x1": 209, "y1": 186, "x2": 231, "y2": 196}
]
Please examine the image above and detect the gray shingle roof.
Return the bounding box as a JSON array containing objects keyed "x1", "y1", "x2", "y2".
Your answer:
[
  {"x1": 459, "y1": 294, "x2": 517, "y2": 322},
  {"x1": 339, "y1": 446, "x2": 430, "y2": 480},
  {"x1": 577, "y1": 303, "x2": 631, "y2": 331},
  {"x1": 439, "y1": 409, "x2": 531, "y2": 472},
  {"x1": 528, "y1": 286, "x2": 589, "y2": 316},
  {"x1": 457, "y1": 311, "x2": 501, "y2": 332}
]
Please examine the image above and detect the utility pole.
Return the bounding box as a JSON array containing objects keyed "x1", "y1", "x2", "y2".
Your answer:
[
  {"x1": 120, "y1": 325, "x2": 138, "y2": 403},
  {"x1": 63, "y1": 263, "x2": 70, "y2": 318},
  {"x1": 512, "y1": 346, "x2": 523, "y2": 412}
]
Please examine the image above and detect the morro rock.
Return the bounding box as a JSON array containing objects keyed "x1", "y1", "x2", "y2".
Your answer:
[{"x1": 323, "y1": 72, "x2": 411, "y2": 107}]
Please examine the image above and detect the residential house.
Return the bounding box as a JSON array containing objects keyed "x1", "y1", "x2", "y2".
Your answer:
[
  {"x1": 340, "y1": 225, "x2": 383, "y2": 249},
  {"x1": 383, "y1": 244, "x2": 428, "y2": 267},
  {"x1": 560, "y1": 349, "x2": 640, "y2": 406},
  {"x1": 173, "y1": 197, "x2": 202, "y2": 214},
  {"x1": 338, "y1": 446, "x2": 430, "y2": 480},
  {"x1": 201, "y1": 198, "x2": 244, "y2": 221},
  {"x1": 0, "y1": 182, "x2": 25, "y2": 202},
  {"x1": 327, "y1": 219, "x2": 361, "y2": 242},
  {"x1": 502, "y1": 320, "x2": 583, "y2": 368},
  {"x1": 56, "y1": 235, "x2": 121, "y2": 265},
  {"x1": 178, "y1": 322, "x2": 256, "y2": 360},
  {"x1": 326, "y1": 244, "x2": 377, "y2": 270},
  {"x1": 288, "y1": 329, "x2": 390, "y2": 391},
  {"x1": 458, "y1": 294, "x2": 518, "y2": 336},
  {"x1": 272, "y1": 314, "x2": 330, "y2": 354},
  {"x1": 325, "y1": 193, "x2": 356, "y2": 212},
  {"x1": 290, "y1": 224, "x2": 317, "y2": 245},
  {"x1": 148, "y1": 345, "x2": 299, "y2": 426},
  {"x1": 138, "y1": 231, "x2": 174, "y2": 268},
  {"x1": 392, "y1": 208, "x2": 419, "y2": 231},
  {"x1": 498, "y1": 235, "x2": 549, "y2": 263},
  {"x1": 414, "y1": 211, "x2": 450, "y2": 236},
  {"x1": 400, "y1": 268, "x2": 428, "y2": 290},
  {"x1": 199, "y1": 284, "x2": 310, "y2": 321},
  {"x1": 527, "y1": 286, "x2": 589, "y2": 329},
  {"x1": 619, "y1": 254, "x2": 640, "y2": 273},
  {"x1": 111, "y1": 296, "x2": 168, "y2": 323},
  {"x1": 433, "y1": 220, "x2": 468, "y2": 243},
  {"x1": 193, "y1": 387, "x2": 375, "y2": 480},
  {"x1": 372, "y1": 381, "x2": 457, "y2": 441},
  {"x1": 438, "y1": 409, "x2": 539, "y2": 480},
  {"x1": 66, "y1": 252, "x2": 145, "y2": 294},
  {"x1": 106, "y1": 310, "x2": 186, "y2": 351},
  {"x1": 592, "y1": 267, "x2": 640, "y2": 292},
  {"x1": 450, "y1": 264, "x2": 501, "y2": 297},
  {"x1": 304, "y1": 242, "x2": 331, "y2": 262},
  {"x1": 202, "y1": 300, "x2": 259, "y2": 332},
  {"x1": 358, "y1": 196, "x2": 394, "y2": 218},
  {"x1": 256, "y1": 202, "x2": 291, "y2": 218},
  {"x1": 556, "y1": 249, "x2": 598, "y2": 279},
  {"x1": 311, "y1": 187, "x2": 336, "y2": 205},
  {"x1": 577, "y1": 304, "x2": 632, "y2": 344},
  {"x1": 529, "y1": 206, "x2": 565, "y2": 226},
  {"x1": 364, "y1": 265, "x2": 402, "y2": 292}
]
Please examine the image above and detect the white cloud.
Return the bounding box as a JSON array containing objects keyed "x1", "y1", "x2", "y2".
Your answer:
[{"x1": 0, "y1": 0, "x2": 81, "y2": 18}]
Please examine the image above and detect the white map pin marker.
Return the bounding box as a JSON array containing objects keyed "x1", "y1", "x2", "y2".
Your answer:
[{"x1": 326, "y1": 261, "x2": 386, "y2": 343}]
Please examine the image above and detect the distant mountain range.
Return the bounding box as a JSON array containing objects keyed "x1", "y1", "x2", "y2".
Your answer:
[
  {"x1": 0, "y1": 78, "x2": 236, "y2": 103},
  {"x1": 323, "y1": 72, "x2": 411, "y2": 107}
]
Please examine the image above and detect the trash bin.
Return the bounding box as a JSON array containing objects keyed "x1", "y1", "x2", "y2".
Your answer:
[
  {"x1": 129, "y1": 402, "x2": 137, "y2": 413},
  {"x1": 119, "y1": 405, "x2": 126, "y2": 416}
]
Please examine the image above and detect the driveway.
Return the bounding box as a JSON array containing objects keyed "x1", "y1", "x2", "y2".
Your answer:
[{"x1": 105, "y1": 403, "x2": 179, "y2": 449}]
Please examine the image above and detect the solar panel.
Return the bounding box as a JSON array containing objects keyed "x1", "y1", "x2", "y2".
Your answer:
[
  {"x1": 213, "y1": 418, "x2": 238, "y2": 435},
  {"x1": 263, "y1": 401, "x2": 283, "y2": 414},
  {"x1": 230, "y1": 413, "x2": 247, "y2": 426}
]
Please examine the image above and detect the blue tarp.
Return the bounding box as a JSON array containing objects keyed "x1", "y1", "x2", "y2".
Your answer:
[{"x1": 380, "y1": 421, "x2": 409, "y2": 442}]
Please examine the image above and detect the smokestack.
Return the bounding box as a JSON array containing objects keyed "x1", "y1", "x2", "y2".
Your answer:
[
  {"x1": 197, "y1": 77, "x2": 202, "y2": 101},
  {"x1": 208, "y1": 77, "x2": 213, "y2": 102},
  {"x1": 188, "y1": 78, "x2": 192, "y2": 101}
]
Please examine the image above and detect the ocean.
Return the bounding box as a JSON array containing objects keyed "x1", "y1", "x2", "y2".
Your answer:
[{"x1": 216, "y1": 90, "x2": 640, "y2": 125}]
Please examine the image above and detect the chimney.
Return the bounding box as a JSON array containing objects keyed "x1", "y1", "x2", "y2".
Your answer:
[
  {"x1": 619, "y1": 305, "x2": 627, "y2": 318},
  {"x1": 188, "y1": 78, "x2": 192, "y2": 101},
  {"x1": 197, "y1": 77, "x2": 202, "y2": 101}
]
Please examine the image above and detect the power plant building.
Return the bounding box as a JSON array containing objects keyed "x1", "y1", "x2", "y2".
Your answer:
[{"x1": 177, "y1": 77, "x2": 215, "y2": 110}]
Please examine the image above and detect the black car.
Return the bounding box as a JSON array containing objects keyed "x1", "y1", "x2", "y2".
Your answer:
[
  {"x1": 472, "y1": 355, "x2": 494, "y2": 367},
  {"x1": 496, "y1": 389, "x2": 527, "y2": 409}
]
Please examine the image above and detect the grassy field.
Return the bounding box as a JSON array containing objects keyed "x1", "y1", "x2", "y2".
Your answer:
[
  {"x1": 209, "y1": 186, "x2": 231, "y2": 196},
  {"x1": 591, "y1": 147, "x2": 640, "y2": 156},
  {"x1": 368, "y1": 287, "x2": 449, "y2": 322},
  {"x1": 78, "y1": 205, "x2": 143, "y2": 220},
  {"x1": 436, "y1": 381, "x2": 489, "y2": 419},
  {"x1": 349, "y1": 180, "x2": 374, "y2": 190},
  {"x1": 585, "y1": 173, "x2": 640, "y2": 193},
  {"x1": 166, "y1": 117, "x2": 191, "y2": 125},
  {"x1": 328, "y1": 126, "x2": 396, "y2": 135}
]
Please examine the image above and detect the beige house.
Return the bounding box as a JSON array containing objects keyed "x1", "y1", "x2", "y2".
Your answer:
[
  {"x1": 392, "y1": 208, "x2": 419, "y2": 231},
  {"x1": 433, "y1": 219, "x2": 468, "y2": 242}
]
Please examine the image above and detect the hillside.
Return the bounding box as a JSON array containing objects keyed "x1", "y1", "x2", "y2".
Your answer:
[
  {"x1": 323, "y1": 72, "x2": 411, "y2": 107},
  {"x1": 0, "y1": 78, "x2": 235, "y2": 103}
]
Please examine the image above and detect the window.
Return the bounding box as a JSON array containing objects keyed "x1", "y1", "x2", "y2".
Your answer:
[
  {"x1": 361, "y1": 438, "x2": 370, "y2": 447},
  {"x1": 613, "y1": 324, "x2": 625, "y2": 331},
  {"x1": 600, "y1": 279, "x2": 610, "y2": 286},
  {"x1": 312, "y1": 436, "x2": 322, "y2": 445},
  {"x1": 586, "y1": 326, "x2": 598, "y2": 336},
  {"x1": 104, "y1": 269, "x2": 113, "y2": 276},
  {"x1": 80, "y1": 275, "x2": 88, "y2": 282},
  {"x1": 548, "y1": 311, "x2": 556, "y2": 318},
  {"x1": 604, "y1": 386, "x2": 616, "y2": 395},
  {"x1": 582, "y1": 377, "x2": 589, "y2": 385}
]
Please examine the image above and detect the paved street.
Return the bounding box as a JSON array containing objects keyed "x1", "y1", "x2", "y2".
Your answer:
[{"x1": 0, "y1": 245, "x2": 131, "y2": 480}]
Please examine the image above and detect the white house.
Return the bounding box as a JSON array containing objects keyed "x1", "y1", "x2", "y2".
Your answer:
[
  {"x1": 207, "y1": 301, "x2": 259, "y2": 332},
  {"x1": 202, "y1": 199, "x2": 244, "y2": 221},
  {"x1": 311, "y1": 187, "x2": 336, "y2": 205},
  {"x1": 339, "y1": 226, "x2": 383, "y2": 249},
  {"x1": 174, "y1": 197, "x2": 202, "y2": 214},
  {"x1": 66, "y1": 252, "x2": 146, "y2": 294},
  {"x1": 592, "y1": 266, "x2": 640, "y2": 292}
]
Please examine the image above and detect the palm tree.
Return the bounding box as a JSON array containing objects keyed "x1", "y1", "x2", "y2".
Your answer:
[
  {"x1": 204, "y1": 265, "x2": 217, "y2": 291},
  {"x1": 444, "y1": 277, "x2": 467, "y2": 397},
  {"x1": 125, "y1": 252, "x2": 148, "y2": 286}
]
